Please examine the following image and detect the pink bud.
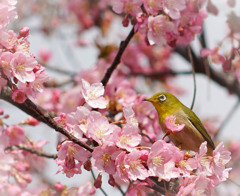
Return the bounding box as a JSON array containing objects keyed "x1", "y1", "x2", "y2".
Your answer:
[
  {"x1": 94, "y1": 173, "x2": 102, "y2": 189},
  {"x1": 3, "y1": 114, "x2": 9, "y2": 119},
  {"x1": 54, "y1": 182, "x2": 64, "y2": 191},
  {"x1": 23, "y1": 116, "x2": 40, "y2": 126},
  {"x1": 122, "y1": 16, "x2": 129, "y2": 27},
  {"x1": 84, "y1": 159, "x2": 92, "y2": 171},
  {"x1": 0, "y1": 108, "x2": 4, "y2": 115},
  {"x1": 108, "y1": 174, "x2": 115, "y2": 187},
  {"x1": 19, "y1": 27, "x2": 29, "y2": 38}
]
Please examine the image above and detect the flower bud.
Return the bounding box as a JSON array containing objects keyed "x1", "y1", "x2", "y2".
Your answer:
[{"x1": 19, "y1": 27, "x2": 29, "y2": 38}]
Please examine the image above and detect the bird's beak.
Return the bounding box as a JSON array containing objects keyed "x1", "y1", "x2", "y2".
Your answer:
[{"x1": 143, "y1": 97, "x2": 153, "y2": 102}]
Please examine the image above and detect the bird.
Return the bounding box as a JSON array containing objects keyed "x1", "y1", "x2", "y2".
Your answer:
[{"x1": 144, "y1": 92, "x2": 215, "y2": 155}]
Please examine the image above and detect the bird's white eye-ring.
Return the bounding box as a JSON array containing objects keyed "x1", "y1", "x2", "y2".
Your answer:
[{"x1": 158, "y1": 94, "x2": 166, "y2": 102}]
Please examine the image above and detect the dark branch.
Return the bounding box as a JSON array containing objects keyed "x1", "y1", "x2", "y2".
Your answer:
[
  {"x1": 174, "y1": 46, "x2": 240, "y2": 97},
  {"x1": 0, "y1": 87, "x2": 94, "y2": 152},
  {"x1": 101, "y1": 26, "x2": 135, "y2": 86},
  {"x1": 130, "y1": 70, "x2": 192, "y2": 77}
]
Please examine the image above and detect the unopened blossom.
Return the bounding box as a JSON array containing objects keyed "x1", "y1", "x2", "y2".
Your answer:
[
  {"x1": 165, "y1": 115, "x2": 185, "y2": 133},
  {"x1": 123, "y1": 149, "x2": 149, "y2": 181},
  {"x1": 10, "y1": 52, "x2": 36, "y2": 83},
  {"x1": 116, "y1": 125, "x2": 141, "y2": 151},
  {"x1": 123, "y1": 104, "x2": 139, "y2": 127},
  {"x1": 19, "y1": 27, "x2": 29, "y2": 38},
  {"x1": 81, "y1": 79, "x2": 108, "y2": 109},
  {"x1": 92, "y1": 144, "x2": 119, "y2": 175},
  {"x1": 76, "y1": 181, "x2": 95, "y2": 195},
  {"x1": 147, "y1": 140, "x2": 180, "y2": 181}
]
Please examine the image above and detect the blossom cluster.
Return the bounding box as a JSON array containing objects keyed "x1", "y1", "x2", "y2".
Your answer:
[
  {"x1": 52, "y1": 78, "x2": 231, "y2": 195},
  {"x1": 112, "y1": 0, "x2": 207, "y2": 47},
  {"x1": 0, "y1": 0, "x2": 48, "y2": 103}
]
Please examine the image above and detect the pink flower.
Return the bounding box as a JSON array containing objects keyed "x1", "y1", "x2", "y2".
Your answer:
[
  {"x1": 0, "y1": 51, "x2": 14, "y2": 77},
  {"x1": 123, "y1": 104, "x2": 138, "y2": 127},
  {"x1": 115, "y1": 151, "x2": 128, "y2": 182},
  {"x1": 11, "y1": 89, "x2": 27, "y2": 103},
  {"x1": 123, "y1": 150, "x2": 149, "y2": 181},
  {"x1": 56, "y1": 141, "x2": 91, "y2": 177},
  {"x1": 116, "y1": 125, "x2": 141, "y2": 152},
  {"x1": 38, "y1": 48, "x2": 52, "y2": 63},
  {"x1": 165, "y1": 115, "x2": 185, "y2": 133},
  {"x1": 126, "y1": 182, "x2": 149, "y2": 196},
  {"x1": 143, "y1": 0, "x2": 162, "y2": 16},
  {"x1": 3, "y1": 125, "x2": 25, "y2": 146},
  {"x1": 112, "y1": 0, "x2": 142, "y2": 17},
  {"x1": 10, "y1": 52, "x2": 37, "y2": 83},
  {"x1": 162, "y1": 0, "x2": 186, "y2": 19},
  {"x1": 92, "y1": 144, "x2": 119, "y2": 175},
  {"x1": 147, "y1": 140, "x2": 180, "y2": 181},
  {"x1": 0, "y1": 149, "x2": 14, "y2": 182},
  {"x1": 147, "y1": 15, "x2": 177, "y2": 46},
  {"x1": 87, "y1": 115, "x2": 120, "y2": 145},
  {"x1": 115, "y1": 84, "x2": 137, "y2": 107},
  {"x1": 57, "y1": 141, "x2": 91, "y2": 163},
  {"x1": 81, "y1": 79, "x2": 108, "y2": 109},
  {"x1": 76, "y1": 181, "x2": 95, "y2": 195},
  {"x1": 66, "y1": 106, "x2": 91, "y2": 135},
  {"x1": 177, "y1": 173, "x2": 212, "y2": 196}
]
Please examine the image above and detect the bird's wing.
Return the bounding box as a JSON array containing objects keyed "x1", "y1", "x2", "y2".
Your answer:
[{"x1": 182, "y1": 107, "x2": 215, "y2": 150}]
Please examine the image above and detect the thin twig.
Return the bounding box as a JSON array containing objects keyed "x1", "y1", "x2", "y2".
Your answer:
[
  {"x1": 187, "y1": 45, "x2": 197, "y2": 110},
  {"x1": 101, "y1": 26, "x2": 135, "y2": 86},
  {"x1": 6, "y1": 145, "x2": 57, "y2": 159},
  {"x1": 214, "y1": 99, "x2": 240, "y2": 139},
  {"x1": 130, "y1": 70, "x2": 192, "y2": 78}
]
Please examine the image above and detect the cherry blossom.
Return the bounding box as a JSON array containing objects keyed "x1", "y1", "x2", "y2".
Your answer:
[
  {"x1": 165, "y1": 115, "x2": 185, "y2": 133},
  {"x1": 81, "y1": 79, "x2": 108, "y2": 109},
  {"x1": 116, "y1": 125, "x2": 141, "y2": 151}
]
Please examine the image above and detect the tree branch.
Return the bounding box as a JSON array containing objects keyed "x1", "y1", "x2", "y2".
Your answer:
[
  {"x1": 101, "y1": 26, "x2": 135, "y2": 86},
  {"x1": 0, "y1": 87, "x2": 94, "y2": 152},
  {"x1": 7, "y1": 145, "x2": 58, "y2": 159},
  {"x1": 174, "y1": 46, "x2": 240, "y2": 97}
]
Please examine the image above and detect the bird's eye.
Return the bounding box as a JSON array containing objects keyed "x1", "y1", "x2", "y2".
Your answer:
[{"x1": 158, "y1": 94, "x2": 166, "y2": 102}]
